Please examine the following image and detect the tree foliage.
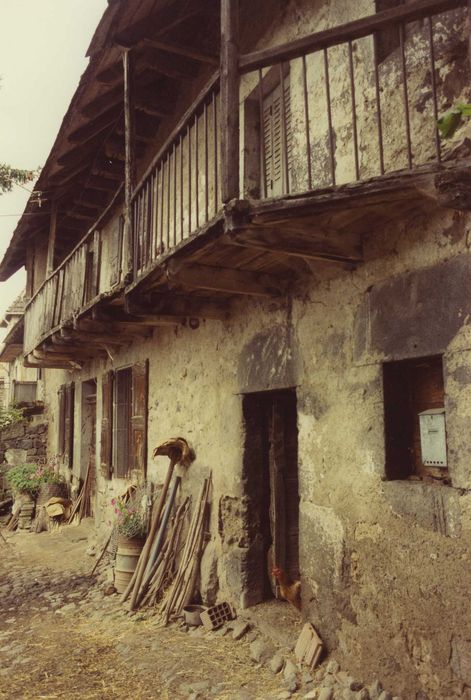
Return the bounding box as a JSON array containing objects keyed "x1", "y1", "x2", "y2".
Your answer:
[{"x1": 0, "y1": 164, "x2": 36, "y2": 194}]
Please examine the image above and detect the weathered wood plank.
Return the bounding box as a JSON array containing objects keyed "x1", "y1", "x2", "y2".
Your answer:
[
  {"x1": 226, "y1": 227, "x2": 362, "y2": 265},
  {"x1": 166, "y1": 260, "x2": 285, "y2": 296},
  {"x1": 220, "y1": 0, "x2": 240, "y2": 203}
]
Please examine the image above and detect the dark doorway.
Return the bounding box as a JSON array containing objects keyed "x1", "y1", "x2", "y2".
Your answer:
[{"x1": 242, "y1": 389, "x2": 299, "y2": 606}]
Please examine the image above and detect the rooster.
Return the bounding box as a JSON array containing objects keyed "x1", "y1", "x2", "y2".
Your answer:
[{"x1": 272, "y1": 566, "x2": 302, "y2": 611}]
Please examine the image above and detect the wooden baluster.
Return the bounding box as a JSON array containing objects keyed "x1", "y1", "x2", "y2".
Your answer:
[
  {"x1": 123, "y1": 49, "x2": 135, "y2": 278},
  {"x1": 323, "y1": 47, "x2": 335, "y2": 186},
  {"x1": 348, "y1": 40, "x2": 360, "y2": 181},
  {"x1": 220, "y1": 0, "x2": 239, "y2": 203}
]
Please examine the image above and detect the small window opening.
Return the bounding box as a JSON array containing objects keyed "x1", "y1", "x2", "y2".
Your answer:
[{"x1": 383, "y1": 355, "x2": 449, "y2": 483}]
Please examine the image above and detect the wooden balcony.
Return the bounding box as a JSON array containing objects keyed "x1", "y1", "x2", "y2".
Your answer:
[{"x1": 22, "y1": 0, "x2": 470, "y2": 366}]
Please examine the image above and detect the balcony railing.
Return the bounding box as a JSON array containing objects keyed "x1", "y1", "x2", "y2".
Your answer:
[
  {"x1": 24, "y1": 197, "x2": 127, "y2": 357},
  {"x1": 238, "y1": 0, "x2": 467, "y2": 195},
  {"x1": 131, "y1": 73, "x2": 222, "y2": 279}
]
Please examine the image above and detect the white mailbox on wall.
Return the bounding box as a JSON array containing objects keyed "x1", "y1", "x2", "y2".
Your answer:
[{"x1": 419, "y1": 408, "x2": 447, "y2": 467}]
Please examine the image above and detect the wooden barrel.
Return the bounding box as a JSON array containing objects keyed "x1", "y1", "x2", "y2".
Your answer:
[{"x1": 114, "y1": 536, "x2": 145, "y2": 593}]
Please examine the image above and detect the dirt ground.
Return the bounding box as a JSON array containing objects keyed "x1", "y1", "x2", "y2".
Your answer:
[{"x1": 0, "y1": 523, "x2": 295, "y2": 700}]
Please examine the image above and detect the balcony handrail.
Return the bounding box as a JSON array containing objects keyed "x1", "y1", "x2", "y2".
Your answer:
[
  {"x1": 24, "y1": 184, "x2": 124, "y2": 312},
  {"x1": 132, "y1": 70, "x2": 220, "y2": 199},
  {"x1": 239, "y1": 0, "x2": 465, "y2": 72}
]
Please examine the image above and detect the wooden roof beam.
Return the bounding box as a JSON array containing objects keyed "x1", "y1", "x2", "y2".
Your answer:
[
  {"x1": 225, "y1": 228, "x2": 363, "y2": 267},
  {"x1": 92, "y1": 306, "x2": 185, "y2": 326},
  {"x1": 25, "y1": 353, "x2": 80, "y2": 370},
  {"x1": 165, "y1": 260, "x2": 285, "y2": 297},
  {"x1": 68, "y1": 105, "x2": 122, "y2": 145},
  {"x1": 73, "y1": 317, "x2": 151, "y2": 338},
  {"x1": 138, "y1": 48, "x2": 198, "y2": 80},
  {"x1": 142, "y1": 294, "x2": 228, "y2": 320},
  {"x1": 142, "y1": 39, "x2": 218, "y2": 66},
  {"x1": 113, "y1": 7, "x2": 204, "y2": 49}
]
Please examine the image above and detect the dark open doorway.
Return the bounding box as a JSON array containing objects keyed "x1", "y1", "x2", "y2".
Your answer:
[{"x1": 242, "y1": 389, "x2": 299, "y2": 607}]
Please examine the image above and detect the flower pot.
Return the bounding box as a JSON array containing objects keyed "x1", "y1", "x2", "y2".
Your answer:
[{"x1": 114, "y1": 535, "x2": 145, "y2": 594}]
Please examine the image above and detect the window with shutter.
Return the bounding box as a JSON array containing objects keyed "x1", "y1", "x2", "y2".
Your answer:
[
  {"x1": 262, "y1": 77, "x2": 292, "y2": 198},
  {"x1": 100, "y1": 370, "x2": 114, "y2": 480}
]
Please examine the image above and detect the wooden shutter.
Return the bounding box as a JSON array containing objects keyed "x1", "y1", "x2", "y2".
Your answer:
[
  {"x1": 64, "y1": 383, "x2": 75, "y2": 469},
  {"x1": 100, "y1": 371, "x2": 114, "y2": 479},
  {"x1": 114, "y1": 368, "x2": 132, "y2": 478},
  {"x1": 262, "y1": 78, "x2": 292, "y2": 198},
  {"x1": 130, "y1": 360, "x2": 148, "y2": 476},
  {"x1": 58, "y1": 385, "x2": 66, "y2": 455}
]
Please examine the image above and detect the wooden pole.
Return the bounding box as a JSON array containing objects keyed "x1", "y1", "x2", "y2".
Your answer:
[
  {"x1": 220, "y1": 0, "x2": 240, "y2": 203},
  {"x1": 46, "y1": 200, "x2": 58, "y2": 277},
  {"x1": 123, "y1": 49, "x2": 135, "y2": 278}
]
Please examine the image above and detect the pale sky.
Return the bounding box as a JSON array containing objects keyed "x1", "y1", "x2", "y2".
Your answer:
[{"x1": 0, "y1": 0, "x2": 108, "y2": 328}]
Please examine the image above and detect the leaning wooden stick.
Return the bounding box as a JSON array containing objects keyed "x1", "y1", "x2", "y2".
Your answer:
[{"x1": 124, "y1": 437, "x2": 195, "y2": 609}]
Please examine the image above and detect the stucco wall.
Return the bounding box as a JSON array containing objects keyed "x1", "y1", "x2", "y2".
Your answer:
[{"x1": 39, "y1": 201, "x2": 471, "y2": 696}]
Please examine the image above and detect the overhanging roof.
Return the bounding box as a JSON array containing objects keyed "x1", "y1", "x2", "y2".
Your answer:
[{"x1": 0, "y1": 0, "x2": 221, "y2": 282}]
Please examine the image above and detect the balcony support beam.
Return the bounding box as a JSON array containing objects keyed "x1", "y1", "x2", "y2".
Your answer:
[
  {"x1": 123, "y1": 48, "x2": 135, "y2": 280},
  {"x1": 220, "y1": 0, "x2": 240, "y2": 203},
  {"x1": 166, "y1": 259, "x2": 284, "y2": 297}
]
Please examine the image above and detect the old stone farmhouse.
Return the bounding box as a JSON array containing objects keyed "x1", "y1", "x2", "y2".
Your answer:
[{"x1": 1, "y1": 0, "x2": 471, "y2": 696}]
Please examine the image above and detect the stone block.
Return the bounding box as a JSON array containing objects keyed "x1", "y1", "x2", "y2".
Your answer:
[
  {"x1": 250, "y1": 638, "x2": 275, "y2": 664},
  {"x1": 382, "y1": 481, "x2": 461, "y2": 538},
  {"x1": 199, "y1": 540, "x2": 219, "y2": 605},
  {"x1": 451, "y1": 637, "x2": 471, "y2": 685},
  {"x1": 4, "y1": 449, "x2": 27, "y2": 466}
]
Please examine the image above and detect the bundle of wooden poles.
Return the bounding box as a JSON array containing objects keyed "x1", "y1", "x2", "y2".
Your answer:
[
  {"x1": 121, "y1": 437, "x2": 211, "y2": 622},
  {"x1": 68, "y1": 461, "x2": 93, "y2": 525}
]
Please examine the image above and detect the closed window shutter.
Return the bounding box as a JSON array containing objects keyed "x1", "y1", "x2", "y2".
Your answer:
[
  {"x1": 58, "y1": 385, "x2": 66, "y2": 455},
  {"x1": 262, "y1": 79, "x2": 292, "y2": 198},
  {"x1": 114, "y1": 368, "x2": 132, "y2": 478},
  {"x1": 100, "y1": 371, "x2": 114, "y2": 479},
  {"x1": 130, "y1": 360, "x2": 148, "y2": 476},
  {"x1": 64, "y1": 383, "x2": 75, "y2": 469}
]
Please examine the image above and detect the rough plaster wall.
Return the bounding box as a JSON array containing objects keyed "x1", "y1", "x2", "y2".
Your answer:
[{"x1": 39, "y1": 205, "x2": 471, "y2": 696}]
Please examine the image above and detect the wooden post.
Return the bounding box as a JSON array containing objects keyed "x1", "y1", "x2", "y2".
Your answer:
[
  {"x1": 220, "y1": 0, "x2": 240, "y2": 203},
  {"x1": 46, "y1": 200, "x2": 58, "y2": 277},
  {"x1": 123, "y1": 49, "x2": 135, "y2": 278}
]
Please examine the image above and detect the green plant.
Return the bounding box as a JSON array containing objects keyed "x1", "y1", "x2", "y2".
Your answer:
[
  {"x1": 437, "y1": 103, "x2": 471, "y2": 138},
  {"x1": 7, "y1": 463, "x2": 41, "y2": 496},
  {"x1": 112, "y1": 495, "x2": 147, "y2": 538},
  {"x1": 7, "y1": 460, "x2": 64, "y2": 496},
  {"x1": 0, "y1": 406, "x2": 24, "y2": 430}
]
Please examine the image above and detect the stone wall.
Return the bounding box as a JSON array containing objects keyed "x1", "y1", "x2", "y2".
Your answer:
[{"x1": 0, "y1": 416, "x2": 48, "y2": 465}]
